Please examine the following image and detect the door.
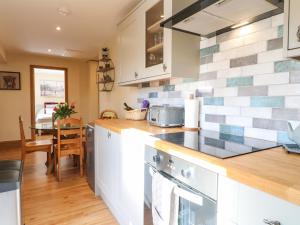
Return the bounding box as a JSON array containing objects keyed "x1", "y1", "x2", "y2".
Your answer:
[
  {"x1": 118, "y1": 8, "x2": 144, "y2": 83},
  {"x1": 121, "y1": 129, "x2": 145, "y2": 225},
  {"x1": 30, "y1": 65, "x2": 68, "y2": 138},
  {"x1": 237, "y1": 182, "x2": 300, "y2": 225},
  {"x1": 143, "y1": 0, "x2": 171, "y2": 78}
]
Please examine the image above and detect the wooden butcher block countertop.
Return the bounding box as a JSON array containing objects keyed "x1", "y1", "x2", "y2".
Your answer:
[{"x1": 95, "y1": 119, "x2": 300, "y2": 206}]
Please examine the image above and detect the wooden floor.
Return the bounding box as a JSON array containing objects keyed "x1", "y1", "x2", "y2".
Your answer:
[{"x1": 0, "y1": 145, "x2": 118, "y2": 225}]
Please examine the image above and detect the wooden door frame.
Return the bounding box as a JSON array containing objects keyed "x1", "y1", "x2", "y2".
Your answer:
[{"x1": 30, "y1": 65, "x2": 68, "y2": 139}]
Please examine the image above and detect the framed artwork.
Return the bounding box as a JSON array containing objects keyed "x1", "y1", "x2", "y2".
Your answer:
[
  {"x1": 40, "y1": 80, "x2": 64, "y2": 97},
  {"x1": 0, "y1": 71, "x2": 21, "y2": 90}
]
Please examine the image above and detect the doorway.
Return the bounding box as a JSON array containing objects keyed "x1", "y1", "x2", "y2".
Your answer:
[{"x1": 30, "y1": 65, "x2": 68, "y2": 138}]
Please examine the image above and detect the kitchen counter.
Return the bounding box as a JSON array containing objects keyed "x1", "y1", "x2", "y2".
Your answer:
[{"x1": 95, "y1": 119, "x2": 300, "y2": 206}]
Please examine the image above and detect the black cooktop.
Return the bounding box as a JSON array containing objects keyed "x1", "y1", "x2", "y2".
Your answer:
[{"x1": 154, "y1": 130, "x2": 280, "y2": 159}]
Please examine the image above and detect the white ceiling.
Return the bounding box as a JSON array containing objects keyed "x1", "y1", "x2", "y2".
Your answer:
[{"x1": 0, "y1": 0, "x2": 140, "y2": 59}]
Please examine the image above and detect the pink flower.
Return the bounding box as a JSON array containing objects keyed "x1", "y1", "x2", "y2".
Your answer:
[
  {"x1": 71, "y1": 102, "x2": 75, "y2": 109},
  {"x1": 53, "y1": 107, "x2": 58, "y2": 111}
]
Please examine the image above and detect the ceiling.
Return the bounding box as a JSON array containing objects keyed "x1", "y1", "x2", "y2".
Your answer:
[{"x1": 0, "y1": 0, "x2": 140, "y2": 59}]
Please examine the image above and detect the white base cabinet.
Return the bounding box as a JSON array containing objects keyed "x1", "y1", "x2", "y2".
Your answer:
[
  {"x1": 218, "y1": 176, "x2": 300, "y2": 225},
  {"x1": 95, "y1": 126, "x2": 123, "y2": 223},
  {"x1": 95, "y1": 125, "x2": 145, "y2": 225}
]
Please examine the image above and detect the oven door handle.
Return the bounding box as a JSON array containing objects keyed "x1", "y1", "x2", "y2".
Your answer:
[{"x1": 173, "y1": 186, "x2": 204, "y2": 205}]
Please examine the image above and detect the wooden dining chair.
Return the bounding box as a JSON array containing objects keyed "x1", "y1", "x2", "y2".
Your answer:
[
  {"x1": 54, "y1": 117, "x2": 83, "y2": 181},
  {"x1": 19, "y1": 116, "x2": 52, "y2": 171}
]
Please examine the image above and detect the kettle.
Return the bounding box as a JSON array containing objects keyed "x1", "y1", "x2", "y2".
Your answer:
[{"x1": 287, "y1": 122, "x2": 300, "y2": 146}]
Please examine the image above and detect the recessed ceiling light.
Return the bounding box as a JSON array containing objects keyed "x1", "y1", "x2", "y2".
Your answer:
[
  {"x1": 48, "y1": 49, "x2": 52, "y2": 52},
  {"x1": 231, "y1": 21, "x2": 249, "y2": 29},
  {"x1": 57, "y1": 6, "x2": 71, "y2": 16},
  {"x1": 56, "y1": 26, "x2": 61, "y2": 31}
]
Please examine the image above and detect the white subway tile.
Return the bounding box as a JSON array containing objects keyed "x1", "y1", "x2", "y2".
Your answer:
[
  {"x1": 272, "y1": 13, "x2": 284, "y2": 27},
  {"x1": 253, "y1": 72, "x2": 289, "y2": 86},
  {"x1": 214, "y1": 87, "x2": 238, "y2": 97},
  {"x1": 257, "y1": 49, "x2": 284, "y2": 63},
  {"x1": 198, "y1": 78, "x2": 227, "y2": 88},
  {"x1": 269, "y1": 84, "x2": 300, "y2": 96},
  {"x1": 243, "y1": 28, "x2": 273, "y2": 45},
  {"x1": 200, "y1": 64, "x2": 209, "y2": 73},
  {"x1": 241, "y1": 62, "x2": 274, "y2": 76},
  {"x1": 217, "y1": 68, "x2": 242, "y2": 78},
  {"x1": 207, "y1": 60, "x2": 230, "y2": 72},
  {"x1": 220, "y1": 37, "x2": 244, "y2": 51},
  {"x1": 226, "y1": 116, "x2": 253, "y2": 127},
  {"x1": 203, "y1": 106, "x2": 240, "y2": 116},
  {"x1": 200, "y1": 121, "x2": 220, "y2": 132},
  {"x1": 200, "y1": 36, "x2": 216, "y2": 49},
  {"x1": 241, "y1": 107, "x2": 272, "y2": 119},
  {"x1": 224, "y1": 97, "x2": 250, "y2": 107},
  {"x1": 285, "y1": 96, "x2": 300, "y2": 108},
  {"x1": 244, "y1": 127, "x2": 277, "y2": 142}
]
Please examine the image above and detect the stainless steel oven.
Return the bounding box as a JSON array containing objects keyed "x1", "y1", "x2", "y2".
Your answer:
[{"x1": 144, "y1": 146, "x2": 218, "y2": 225}]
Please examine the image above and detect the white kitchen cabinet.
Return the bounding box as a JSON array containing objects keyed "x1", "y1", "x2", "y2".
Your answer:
[
  {"x1": 120, "y1": 129, "x2": 145, "y2": 225},
  {"x1": 117, "y1": 3, "x2": 145, "y2": 84},
  {"x1": 217, "y1": 176, "x2": 239, "y2": 225},
  {"x1": 95, "y1": 126, "x2": 123, "y2": 223},
  {"x1": 95, "y1": 126, "x2": 145, "y2": 225},
  {"x1": 237, "y1": 181, "x2": 300, "y2": 225},
  {"x1": 218, "y1": 176, "x2": 300, "y2": 225},
  {"x1": 284, "y1": 0, "x2": 300, "y2": 57},
  {"x1": 117, "y1": 0, "x2": 200, "y2": 85}
]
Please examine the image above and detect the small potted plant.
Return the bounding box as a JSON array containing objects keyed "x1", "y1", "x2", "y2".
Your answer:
[{"x1": 53, "y1": 103, "x2": 77, "y2": 126}]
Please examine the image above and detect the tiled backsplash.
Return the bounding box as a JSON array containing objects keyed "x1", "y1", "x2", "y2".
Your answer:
[{"x1": 137, "y1": 13, "x2": 300, "y2": 144}]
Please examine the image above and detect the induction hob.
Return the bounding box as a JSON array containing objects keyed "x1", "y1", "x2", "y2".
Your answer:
[{"x1": 154, "y1": 130, "x2": 281, "y2": 159}]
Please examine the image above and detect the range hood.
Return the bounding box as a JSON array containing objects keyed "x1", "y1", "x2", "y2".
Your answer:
[{"x1": 161, "y1": 0, "x2": 284, "y2": 37}]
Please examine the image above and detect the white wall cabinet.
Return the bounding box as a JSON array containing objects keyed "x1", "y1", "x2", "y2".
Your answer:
[
  {"x1": 284, "y1": 0, "x2": 300, "y2": 57},
  {"x1": 117, "y1": 0, "x2": 200, "y2": 85},
  {"x1": 218, "y1": 176, "x2": 300, "y2": 225},
  {"x1": 95, "y1": 126, "x2": 145, "y2": 225},
  {"x1": 117, "y1": 4, "x2": 145, "y2": 84}
]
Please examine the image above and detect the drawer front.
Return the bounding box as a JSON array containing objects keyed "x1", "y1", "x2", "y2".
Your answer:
[
  {"x1": 287, "y1": 0, "x2": 300, "y2": 50},
  {"x1": 237, "y1": 182, "x2": 300, "y2": 225}
]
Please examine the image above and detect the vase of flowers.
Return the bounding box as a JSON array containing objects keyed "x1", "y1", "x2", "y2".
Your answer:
[{"x1": 53, "y1": 103, "x2": 77, "y2": 126}]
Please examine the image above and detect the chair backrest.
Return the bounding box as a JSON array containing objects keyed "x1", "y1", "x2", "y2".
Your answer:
[
  {"x1": 18, "y1": 116, "x2": 26, "y2": 147},
  {"x1": 56, "y1": 117, "x2": 83, "y2": 155}
]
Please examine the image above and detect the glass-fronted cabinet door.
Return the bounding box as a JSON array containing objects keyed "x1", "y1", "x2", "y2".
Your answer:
[{"x1": 146, "y1": 0, "x2": 164, "y2": 68}]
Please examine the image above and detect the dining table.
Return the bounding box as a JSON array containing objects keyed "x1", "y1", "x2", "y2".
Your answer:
[{"x1": 30, "y1": 122, "x2": 86, "y2": 174}]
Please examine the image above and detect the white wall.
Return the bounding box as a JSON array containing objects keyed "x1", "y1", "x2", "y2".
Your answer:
[{"x1": 0, "y1": 52, "x2": 91, "y2": 142}]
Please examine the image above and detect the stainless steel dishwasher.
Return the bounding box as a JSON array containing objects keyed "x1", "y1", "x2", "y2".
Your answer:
[{"x1": 86, "y1": 122, "x2": 95, "y2": 192}]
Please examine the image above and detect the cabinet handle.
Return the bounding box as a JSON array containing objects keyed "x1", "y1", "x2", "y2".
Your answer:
[
  {"x1": 163, "y1": 64, "x2": 167, "y2": 72},
  {"x1": 263, "y1": 219, "x2": 281, "y2": 225},
  {"x1": 297, "y1": 26, "x2": 300, "y2": 42},
  {"x1": 107, "y1": 131, "x2": 111, "y2": 139},
  {"x1": 134, "y1": 72, "x2": 138, "y2": 78}
]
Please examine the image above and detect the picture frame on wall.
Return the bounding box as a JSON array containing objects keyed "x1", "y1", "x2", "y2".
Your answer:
[{"x1": 0, "y1": 71, "x2": 21, "y2": 90}]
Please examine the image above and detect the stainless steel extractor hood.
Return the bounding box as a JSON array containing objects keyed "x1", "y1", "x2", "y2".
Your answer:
[{"x1": 161, "y1": 0, "x2": 284, "y2": 37}]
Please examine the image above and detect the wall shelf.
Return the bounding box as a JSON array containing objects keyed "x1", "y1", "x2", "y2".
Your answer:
[
  {"x1": 147, "y1": 19, "x2": 164, "y2": 33},
  {"x1": 147, "y1": 43, "x2": 163, "y2": 53}
]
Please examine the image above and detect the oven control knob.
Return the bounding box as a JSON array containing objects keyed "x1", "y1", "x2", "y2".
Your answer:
[
  {"x1": 181, "y1": 168, "x2": 192, "y2": 178},
  {"x1": 153, "y1": 154, "x2": 162, "y2": 163}
]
